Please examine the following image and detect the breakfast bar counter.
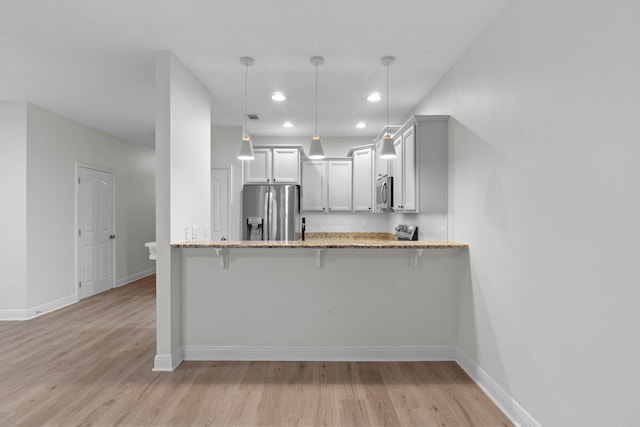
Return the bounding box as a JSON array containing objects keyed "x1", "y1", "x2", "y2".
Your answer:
[
  {"x1": 155, "y1": 233, "x2": 469, "y2": 371},
  {"x1": 171, "y1": 232, "x2": 468, "y2": 249}
]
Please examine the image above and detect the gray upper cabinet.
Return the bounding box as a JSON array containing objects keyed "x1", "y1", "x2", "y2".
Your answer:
[
  {"x1": 391, "y1": 127, "x2": 415, "y2": 211},
  {"x1": 389, "y1": 115, "x2": 449, "y2": 213},
  {"x1": 301, "y1": 160, "x2": 326, "y2": 212},
  {"x1": 351, "y1": 145, "x2": 374, "y2": 212},
  {"x1": 414, "y1": 115, "x2": 449, "y2": 213},
  {"x1": 271, "y1": 147, "x2": 300, "y2": 183},
  {"x1": 327, "y1": 160, "x2": 353, "y2": 212},
  {"x1": 301, "y1": 159, "x2": 353, "y2": 212},
  {"x1": 243, "y1": 148, "x2": 272, "y2": 183},
  {"x1": 243, "y1": 146, "x2": 300, "y2": 184}
]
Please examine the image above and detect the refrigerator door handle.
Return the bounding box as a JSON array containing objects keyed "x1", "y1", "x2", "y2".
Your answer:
[
  {"x1": 264, "y1": 192, "x2": 270, "y2": 240},
  {"x1": 270, "y1": 191, "x2": 277, "y2": 240}
]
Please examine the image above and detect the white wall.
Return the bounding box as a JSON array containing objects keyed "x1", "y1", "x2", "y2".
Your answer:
[
  {"x1": 0, "y1": 102, "x2": 28, "y2": 312},
  {"x1": 25, "y1": 104, "x2": 156, "y2": 309},
  {"x1": 155, "y1": 51, "x2": 211, "y2": 370},
  {"x1": 414, "y1": 1, "x2": 640, "y2": 425}
]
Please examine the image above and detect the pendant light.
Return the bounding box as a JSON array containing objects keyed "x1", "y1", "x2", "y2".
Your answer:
[
  {"x1": 308, "y1": 56, "x2": 325, "y2": 160},
  {"x1": 379, "y1": 56, "x2": 397, "y2": 159},
  {"x1": 237, "y1": 56, "x2": 255, "y2": 160}
]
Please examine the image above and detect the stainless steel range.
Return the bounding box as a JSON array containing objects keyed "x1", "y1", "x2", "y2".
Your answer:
[{"x1": 395, "y1": 224, "x2": 418, "y2": 241}]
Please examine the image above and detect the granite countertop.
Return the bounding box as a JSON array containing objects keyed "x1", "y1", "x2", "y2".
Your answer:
[{"x1": 171, "y1": 232, "x2": 468, "y2": 249}]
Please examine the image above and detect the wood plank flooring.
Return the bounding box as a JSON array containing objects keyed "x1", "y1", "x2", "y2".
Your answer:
[{"x1": 0, "y1": 275, "x2": 513, "y2": 426}]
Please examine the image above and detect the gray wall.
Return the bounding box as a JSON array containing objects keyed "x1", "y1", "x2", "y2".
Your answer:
[
  {"x1": 0, "y1": 102, "x2": 156, "y2": 318},
  {"x1": 0, "y1": 102, "x2": 28, "y2": 311},
  {"x1": 414, "y1": 0, "x2": 640, "y2": 425}
]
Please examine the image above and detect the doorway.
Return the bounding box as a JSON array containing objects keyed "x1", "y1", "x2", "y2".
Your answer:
[
  {"x1": 76, "y1": 164, "x2": 115, "y2": 299},
  {"x1": 211, "y1": 167, "x2": 230, "y2": 241}
]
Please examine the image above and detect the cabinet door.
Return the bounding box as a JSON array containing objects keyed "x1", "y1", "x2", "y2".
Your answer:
[
  {"x1": 391, "y1": 137, "x2": 404, "y2": 210},
  {"x1": 243, "y1": 148, "x2": 272, "y2": 183},
  {"x1": 272, "y1": 148, "x2": 300, "y2": 183},
  {"x1": 352, "y1": 148, "x2": 373, "y2": 212},
  {"x1": 301, "y1": 161, "x2": 326, "y2": 212},
  {"x1": 376, "y1": 140, "x2": 389, "y2": 178},
  {"x1": 327, "y1": 161, "x2": 353, "y2": 212},
  {"x1": 402, "y1": 126, "x2": 416, "y2": 211}
]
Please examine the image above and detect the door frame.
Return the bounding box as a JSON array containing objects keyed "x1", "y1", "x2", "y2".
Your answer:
[
  {"x1": 211, "y1": 165, "x2": 231, "y2": 241},
  {"x1": 74, "y1": 162, "x2": 117, "y2": 301}
]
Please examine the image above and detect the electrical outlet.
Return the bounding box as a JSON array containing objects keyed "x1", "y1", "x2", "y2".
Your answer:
[
  {"x1": 324, "y1": 305, "x2": 334, "y2": 318},
  {"x1": 192, "y1": 225, "x2": 199, "y2": 240},
  {"x1": 203, "y1": 225, "x2": 209, "y2": 240},
  {"x1": 184, "y1": 226, "x2": 192, "y2": 240}
]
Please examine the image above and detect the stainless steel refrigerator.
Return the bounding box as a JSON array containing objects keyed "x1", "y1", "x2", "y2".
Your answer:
[{"x1": 242, "y1": 184, "x2": 301, "y2": 241}]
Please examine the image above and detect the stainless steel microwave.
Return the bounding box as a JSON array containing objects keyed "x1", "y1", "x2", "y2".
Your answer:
[{"x1": 376, "y1": 176, "x2": 393, "y2": 211}]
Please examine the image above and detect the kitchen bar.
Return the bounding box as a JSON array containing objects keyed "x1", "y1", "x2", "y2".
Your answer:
[{"x1": 158, "y1": 233, "x2": 468, "y2": 370}]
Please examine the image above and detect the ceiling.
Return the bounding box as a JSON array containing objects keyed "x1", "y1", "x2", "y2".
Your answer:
[{"x1": 1, "y1": 0, "x2": 510, "y2": 149}]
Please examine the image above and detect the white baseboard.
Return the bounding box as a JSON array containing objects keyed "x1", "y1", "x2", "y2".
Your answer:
[
  {"x1": 183, "y1": 345, "x2": 456, "y2": 362},
  {"x1": 0, "y1": 294, "x2": 77, "y2": 321},
  {"x1": 116, "y1": 267, "x2": 156, "y2": 287},
  {"x1": 153, "y1": 347, "x2": 184, "y2": 372},
  {"x1": 455, "y1": 347, "x2": 541, "y2": 427},
  {"x1": 1, "y1": 267, "x2": 155, "y2": 321}
]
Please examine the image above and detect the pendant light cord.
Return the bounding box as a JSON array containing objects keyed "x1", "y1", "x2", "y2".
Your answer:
[
  {"x1": 314, "y1": 63, "x2": 318, "y2": 136},
  {"x1": 244, "y1": 63, "x2": 248, "y2": 136},
  {"x1": 386, "y1": 62, "x2": 390, "y2": 135}
]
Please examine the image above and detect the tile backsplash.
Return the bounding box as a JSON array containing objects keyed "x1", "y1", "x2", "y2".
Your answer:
[
  {"x1": 303, "y1": 212, "x2": 389, "y2": 233},
  {"x1": 302, "y1": 212, "x2": 448, "y2": 241}
]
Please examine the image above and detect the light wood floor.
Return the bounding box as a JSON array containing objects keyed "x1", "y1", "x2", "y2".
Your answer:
[{"x1": 0, "y1": 275, "x2": 513, "y2": 426}]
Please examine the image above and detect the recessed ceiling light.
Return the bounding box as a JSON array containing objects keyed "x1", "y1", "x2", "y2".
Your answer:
[
  {"x1": 272, "y1": 92, "x2": 286, "y2": 101},
  {"x1": 282, "y1": 121, "x2": 293, "y2": 128},
  {"x1": 367, "y1": 92, "x2": 382, "y2": 102},
  {"x1": 356, "y1": 122, "x2": 367, "y2": 128}
]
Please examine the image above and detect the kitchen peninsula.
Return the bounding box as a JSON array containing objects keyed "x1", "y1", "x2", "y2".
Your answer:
[{"x1": 156, "y1": 233, "x2": 468, "y2": 370}]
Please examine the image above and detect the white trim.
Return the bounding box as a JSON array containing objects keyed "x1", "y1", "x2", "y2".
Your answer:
[
  {"x1": 455, "y1": 347, "x2": 542, "y2": 427},
  {"x1": 153, "y1": 347, "x2": 184, "y2": 372},
  {"x1": 116, "y1": 268, "x2": 156, "y2": 287},
  {"x1": 183, "y1": 345, "x2": 456, "y2": 362},
  {"x1": 0, "y1": 294, "x2": 77, "y2": 321}
]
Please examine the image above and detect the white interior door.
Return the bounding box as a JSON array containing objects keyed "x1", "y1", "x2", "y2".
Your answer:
[
  {"x1": 77, "y1": 166, "x2": 115, "y2": 299},
  {"x1": 211, "y1": 167, "x2": 229, "y2": 241}
]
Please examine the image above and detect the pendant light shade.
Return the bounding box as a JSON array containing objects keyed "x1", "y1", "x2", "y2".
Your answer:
[
  {"x1": 380, "y1": 135, "x2": 396, "y2": 159},
  {"x1": 238, "y1": 56, "x2": 255, "y2": 160},
  {"x1": 238, "y1": 135, "x2": 254, "y2": 160},
  {"x1": 309, "y1": 56, "x2": 325, "y2": 160},
  {"x1": 380, "y1": 56, "x2": 396, "y2": 159},
  {"x1": 309, "y1": 135, "x2": 325, "y2": 159}
]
